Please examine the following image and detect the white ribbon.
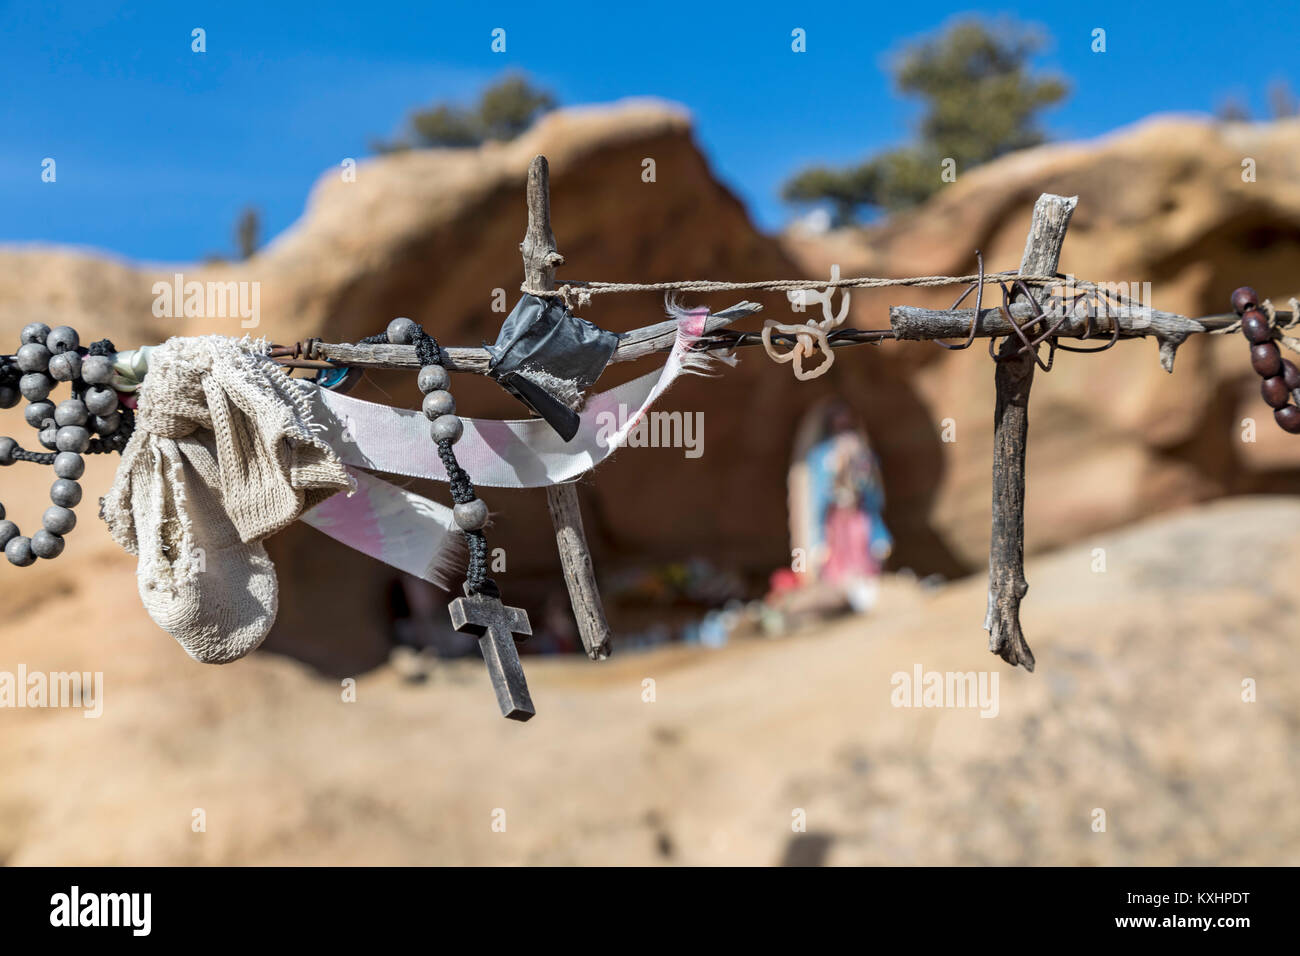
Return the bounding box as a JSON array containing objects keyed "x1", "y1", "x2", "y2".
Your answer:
[
  {"x1": 300, "y1": 466, "x2": 463, "y2": 587},
  {"x1": 307, "y1": 308, "x2": 722, "y2": 489},
  {"x1": 297, "y1": 308, "x2": 727, "y2": 589}
]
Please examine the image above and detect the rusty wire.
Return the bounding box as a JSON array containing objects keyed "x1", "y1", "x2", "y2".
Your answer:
[
  {"x1": 932, "y1": 251, "x2": 988, "y2": 351},
  {"x1": 982, "y1": 273, "x2": 1133, "y2": 370},
  {"x1": 266, "y1": 267, "x2": 1210, "y2": 373}
]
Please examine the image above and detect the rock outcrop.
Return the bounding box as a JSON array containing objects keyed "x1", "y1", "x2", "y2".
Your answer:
[
  {"x1": 785, "y1": 114, "x2": 1300, "y2": 569},
  {"x1": 3, "y1": 105, "x2": 1300, "y2": 674}
]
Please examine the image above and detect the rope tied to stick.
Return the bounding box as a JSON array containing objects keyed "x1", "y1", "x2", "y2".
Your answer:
[
  {"x1": 1212, "y1": 297, "x2": 1300, "y2": 359},
  {"x1": 760, "y1": 264, "x2": 854, "y2": 381},
  {"x1": 520, "y1": 270, "x2": 1062, "y2": 308}
]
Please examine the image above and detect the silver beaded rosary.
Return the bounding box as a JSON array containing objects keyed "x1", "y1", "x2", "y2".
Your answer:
[
  {"x1": 0, "y1": 323, "x2": 131, "y2": 567},
  {"x1": 382, "y1": 316, "x2": 535, "y2": 721},
  {"x1": 1, "y1": 316, "x2": 535, "y2": 719}
]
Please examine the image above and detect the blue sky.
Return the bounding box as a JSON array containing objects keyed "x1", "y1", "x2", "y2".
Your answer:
[{"x1": 2, "y1": 0, "x2": 1297, "y2": 262}]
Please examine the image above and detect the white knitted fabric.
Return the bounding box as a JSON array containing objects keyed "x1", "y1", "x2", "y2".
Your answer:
[{"x1": 103, "y1": 336, "x2": 354, "y2": 663}]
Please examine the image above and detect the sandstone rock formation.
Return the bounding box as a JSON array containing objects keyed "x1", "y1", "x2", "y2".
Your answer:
[
  {"x1": 785, "y1": 114, "x2": 1300, "y2": 570},
  {"x1": 3, "y1": 105, "x2": 1300, "y2": 675}
]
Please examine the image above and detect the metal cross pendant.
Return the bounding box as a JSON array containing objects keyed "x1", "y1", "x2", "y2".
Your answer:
[{"x1": 448, "y1": 580, "x2": 535, "y2": 721}]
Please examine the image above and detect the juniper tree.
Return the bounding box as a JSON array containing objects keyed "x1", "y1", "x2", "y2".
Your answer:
[
  {"x1": 375, "y1": 74, "x2": 557, "y2": 152},
  {"x1": 783, "y1": 18, "x2": 1068, "y2": 225}
]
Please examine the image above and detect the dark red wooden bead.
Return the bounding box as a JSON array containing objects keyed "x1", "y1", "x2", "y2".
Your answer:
[
  {"x1": 1275, "y1": 405, "x2": 1300, "y2": 433},
  {"x1": 1251, "y1": 342, "x2": 1282, "y2": 377},
  {"x1": 1241, "y1": 312, "x2": 1272, "y2": 344},
  {"x1": 1262, "y1": 376, "x2": 1291, "y2": 408},
  {"x1": 1284, "y1": 359, "x2": 1300, "y2": 391},
  {"x1": 1232, "y1": 286, "x2": 1260, "y2": 315}
]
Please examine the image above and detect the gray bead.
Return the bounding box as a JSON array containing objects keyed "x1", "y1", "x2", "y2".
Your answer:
[
  {"x1": 20, "y1": 322, "x2": 50, "y2": 345},
  {"x1": 53, "y1": 452, "x2": 85, "y2": 479},
  {"x1": 25, "y1": 401, "x2": 55, "y2": 429},
  {"x1": 31, "y1": 529, "x2": 64, "y2": 559},
  {"x1": 48, "y1": 351, "x2": 82, "y2": 382},
  {"x1": 387, "y1": 317, "x2": 417, "y2": 345},
  {"x1": 91, "y1": 412, "x2": 121, "y2": 436},
  {"x1": 84, "y1": 385, "x2": 118, "y2": 416},
  {"x1": 5, "y1": 535, "x2": 35, "y2": 567},
  {"x1": 46, "y1": 326, "x2": 79, "y2": 354},
  {"x1": 50, "y1": 478, "x2": 82, "y2": 508},
  {"x1": 430, "y1": 414, "x2": 463, "y2": 444},
  {"x1": 56, "y1": 425, "x2": 90, "y2": 453},
  {"x1": 418, "y1": 364, "x2": 449, "y2": 393},
  {"x1": 54, "y1": 399, "x2": 88, "y2": 427},
  {"x1": 43, "y1": 506, "x2": 76, "y2": 535},
  {"x1": 38, "y1": 425, "x2": 58, "y2": 450},
  {"x1": 0, "y1": 520, "x2": 16, "y2": 546},
  {"x1": 422, "y1": 390, "x2": 455, "y2": 419},
  {"x1": 80, "y1": 354, "x2": 114, "y2": 385},
  {"x1": 453, "y1": 498, "x2": 489, "y2": 531},
  {"x1": 16, "y1": 342, "x2": 52, "y2": 373},
  {"x1": 19, "y1": 373, "x2": 53, "y2": 402},
  {"x1": 0, "y1": 385, "x2": 18, "y2": 409},
  {"x1": 0, "y1": 438, "x2": 12, "y2": 467}
]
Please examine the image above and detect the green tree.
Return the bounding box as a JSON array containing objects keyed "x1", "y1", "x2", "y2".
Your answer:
[
  {"x1": 477, "y1": 75, "x2": 557, "y2": 141},
  {"x1": 235, "y1": 206, "x2": 260, "y2": 261},
  {"x1": 409, "y1": 105, "x2": 483, "y2": 148},
  {"x1": 1268, "y1": 79, "x2": 1297, "y2": 119},
  {"x1": 782, "y1": 18, "x2": 1068, "y2": 225},
  {"x1": 375, "y1": 73, "x2": 556, "y2": 152}
]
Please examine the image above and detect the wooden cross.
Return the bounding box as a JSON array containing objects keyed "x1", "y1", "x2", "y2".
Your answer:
[
  {"x1": 984, "y1": 193, "x2": 1077, "y2": 672},
  {"x1": 521, "y1": 155, "x2": 614, "y2": 661},
  {"x1": 448, "y1": 582, "x2": 535, "y2": 721}
]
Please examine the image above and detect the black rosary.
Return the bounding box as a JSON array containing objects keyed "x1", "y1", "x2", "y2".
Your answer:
[
  {"x1": 0, "y1": 323, "x2": 131, "y2": 566},
  {"x1": 375, "y1": 317, "x2": 535, "y2": 720}
]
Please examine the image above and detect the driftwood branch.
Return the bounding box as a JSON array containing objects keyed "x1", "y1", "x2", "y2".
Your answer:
[
  {"x1": 303, "y1": 297, "x2": 1250, "y2": 376},
  {"x1": 891, "y1": 305, "x2": 1247, "y2": 373},
  {"x1": 521, "y1": 155, "x2": 615, "y2": 663},
  {"x1": 309, "y1": 302, "x2": 762, "y2": 373},
  {"x1": 546, "y1": 486, "x2": 611, "y2": 660},
  {"x1": 985, "y1": 193, "x2": 1077, "y2": 672}
]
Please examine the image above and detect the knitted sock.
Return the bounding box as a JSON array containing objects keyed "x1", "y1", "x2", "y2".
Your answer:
[
  {"x1": 102, "y1": 335, "x2": 352, "y2": 663},
  {"x1": 134, "y1": 434, "x2": 279, "y2": 664}
]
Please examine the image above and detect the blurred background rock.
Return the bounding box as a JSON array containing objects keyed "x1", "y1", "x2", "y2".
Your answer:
[{"x1": 1, "y1": 14, "x2": 1298, "y2": 865}]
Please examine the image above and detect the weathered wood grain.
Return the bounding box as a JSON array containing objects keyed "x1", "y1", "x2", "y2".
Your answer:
[
  {"x1": 890, "y1": 305, "x2": 1250, "y2": 372},
  {"x1": 521, "y1": 155, "x2": 615, "y2": 662},
  {"x1": 985, "y1": 193, "x2": 1077, "y2": 672},
  {"x1": 310, "y1": 302, "x2": 762, "y2": 373}
]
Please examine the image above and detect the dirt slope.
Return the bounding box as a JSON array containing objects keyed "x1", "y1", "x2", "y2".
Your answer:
[{"x1": 1, "y1": 496, "x2": 1295, "y2": 865}]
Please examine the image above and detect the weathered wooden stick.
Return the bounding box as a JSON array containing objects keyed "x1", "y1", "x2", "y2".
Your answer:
[
  {"x1": 891, "y1": 305, "x2": 1248, "y2": 373},
  {"x1": 522, "y1": 154, "x2": 614, "y2": 662},
  {"x1": 302, "y1": 302, "x2": 1266, "y2": 376},
  {"x1": 545, "y1": 484, "x2": 611, "y2": 660},
  {"x1": 985, "y1": 193, "x2": 1077, "y2": 672},
  {"x1": 309, "y1": 301, "x2": 762, "y2": 373}
]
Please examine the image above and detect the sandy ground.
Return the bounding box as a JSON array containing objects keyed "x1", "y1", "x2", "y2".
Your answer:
[{"x1": 1, "y1": 495, "x2": 1298, "y2": 865}]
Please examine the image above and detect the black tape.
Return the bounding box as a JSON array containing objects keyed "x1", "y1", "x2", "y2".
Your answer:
[{"x1": 485, "y1": 295, "x2": 619, "y2": 441}]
